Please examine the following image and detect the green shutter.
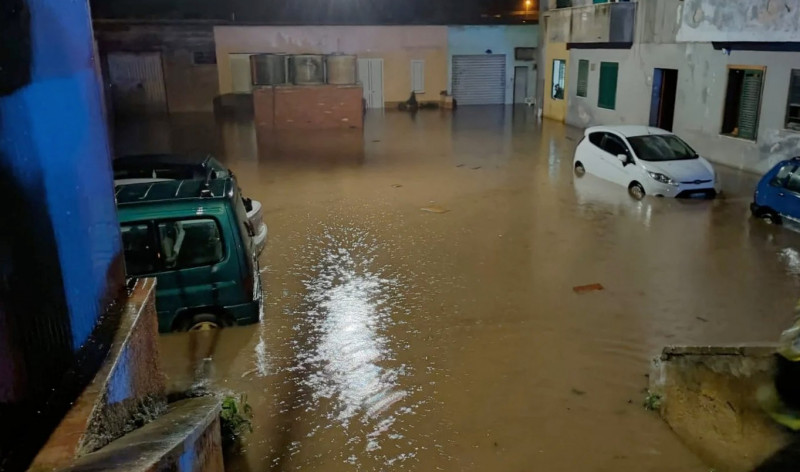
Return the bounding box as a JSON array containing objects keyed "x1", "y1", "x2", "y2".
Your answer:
[
  {"x1": 598, "y1": 62, "x2": 618, "y2": 110},
  {"x1": 738, "y1": 70, "x2": 763, "y2": 141},
  {"x1": 577, "y1": 60, "x2": 589, "y2": 98}
]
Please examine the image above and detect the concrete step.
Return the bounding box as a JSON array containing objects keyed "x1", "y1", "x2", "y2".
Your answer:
[{"x1": 64, "y1": 397, "x2": 222, "y2": 472}]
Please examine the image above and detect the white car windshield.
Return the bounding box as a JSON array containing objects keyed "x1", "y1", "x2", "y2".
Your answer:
[{"x1": 627, "y1": 135, "x2": 698, "y2": 162}]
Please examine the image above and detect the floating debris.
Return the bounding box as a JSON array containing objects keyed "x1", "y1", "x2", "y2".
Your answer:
[
  {"x1": 421, "y1": 205, "x2": 450, "y2": 214},
  {"x1": 573, "y1": 283, "x2": 604, "y2": 294}
]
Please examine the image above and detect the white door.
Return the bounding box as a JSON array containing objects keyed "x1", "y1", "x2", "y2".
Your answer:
[
  {"x1": 107, "y1": 52, "x2": 167, "y2": 114},
  {"x1": 599, "y1": 133, "x2": 633, "y2": 186},
  {"x1": 452, "y1": 55, "x2": 506, "y2": 105},
  {"x1": 230, "y1": 54, "x2": 254, "y2": 94},
  {"x1": 357, "y1": 58, "x2": 384, "y2": 109}
]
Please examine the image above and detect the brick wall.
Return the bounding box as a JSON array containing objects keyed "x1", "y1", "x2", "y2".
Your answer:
[{"x1": 254, "y1": 84, "x2": 364, "y2": 131}]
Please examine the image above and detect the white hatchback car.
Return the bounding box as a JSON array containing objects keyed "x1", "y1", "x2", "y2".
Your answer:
[{"x1": 573, "y1": 126, "x2": 719, "y2": 199}]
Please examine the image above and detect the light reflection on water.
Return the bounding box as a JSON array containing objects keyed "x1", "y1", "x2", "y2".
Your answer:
[{"x1": 291, "y1": 226, "x2": 420, "y2": 464}]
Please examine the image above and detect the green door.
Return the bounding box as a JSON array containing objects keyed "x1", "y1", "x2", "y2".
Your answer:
[{"x1": 598, "y1": 62, "x2": 618, "y2": 110}]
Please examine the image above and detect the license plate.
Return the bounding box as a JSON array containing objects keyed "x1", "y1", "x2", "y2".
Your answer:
[{"x1": 689, "y1": 192, "x2": 706, "y2": 199}]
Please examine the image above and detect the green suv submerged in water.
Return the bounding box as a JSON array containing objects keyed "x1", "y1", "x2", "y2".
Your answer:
[{"x1": 116, "y1": 178, "x2": 263, "y2": 332}]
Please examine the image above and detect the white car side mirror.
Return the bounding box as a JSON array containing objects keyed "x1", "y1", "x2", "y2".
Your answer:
[{"x1": 617, "y1": 154, "x2": 628, "y2": 164}]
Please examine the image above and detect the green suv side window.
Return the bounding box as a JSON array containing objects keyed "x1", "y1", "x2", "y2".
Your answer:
[
  {"x1": 121, "y1": 223, "x2": 157, "y2": 276},
  {"x1": 157, "y1": 219, "x2": 223, "y2": 270}
]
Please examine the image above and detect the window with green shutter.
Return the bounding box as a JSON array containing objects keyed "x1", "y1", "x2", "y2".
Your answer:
[
  {"x1": 577, "y1": 60, "x2": 589, "y2": 98},
  {"x1": 598, "y1": 62, "x2": 618, "y2": 110},
  {"x1": 721, "y1": 67, "x2": 764, "y2": 141}
]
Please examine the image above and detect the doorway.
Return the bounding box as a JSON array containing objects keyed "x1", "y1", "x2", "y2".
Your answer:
[
  {"x1": 229, "y1": 53, "x2": 254, "y2": 94},
  {"x1": 648, "y1": 68, "x2": 678, "y2": 131},
  {"x1": 106, "y1": 52, "x2": 167, "y2": 114},
  {"x1": 513, "y1": 66, "x2": 528, "y2": 104},
  {"x1": 357, "y1": 58, "x2": 384, "y2": 109}
]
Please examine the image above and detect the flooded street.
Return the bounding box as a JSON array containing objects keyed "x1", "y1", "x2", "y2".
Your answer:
[{"x1": 117, "y1": 107, "x2": 800, "y2": 471}]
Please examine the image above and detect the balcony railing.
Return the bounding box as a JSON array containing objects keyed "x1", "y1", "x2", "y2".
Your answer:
[{"x1": 545, "y1": 0, "x2": 635, "y2": 47}]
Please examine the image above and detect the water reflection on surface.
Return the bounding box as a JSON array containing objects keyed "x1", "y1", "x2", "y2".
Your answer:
[{"x1": 292, "y1": 226, "x2": 420, "y2": 462}]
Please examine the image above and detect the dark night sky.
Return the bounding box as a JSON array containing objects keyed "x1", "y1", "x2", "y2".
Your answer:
[{"x1": 90, "y1": 0, "x2": 530, "y2": 24}]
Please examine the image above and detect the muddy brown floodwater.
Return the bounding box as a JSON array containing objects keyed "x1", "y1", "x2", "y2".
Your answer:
[{"x1": 116, "y1": 107, "x2": 800, "y2": 471}]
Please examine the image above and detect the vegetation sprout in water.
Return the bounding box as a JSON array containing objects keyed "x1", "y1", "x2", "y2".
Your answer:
[
  {"x1": 643, "y1": 391, "x2": 663, "y2": 411},
  {"x1": 220, "y1": 394, "x2": 253, "y2": 449}
]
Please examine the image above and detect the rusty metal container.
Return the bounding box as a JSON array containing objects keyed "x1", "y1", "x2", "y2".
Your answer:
[
  {"x1": 325, "y1": 54, "x2": 357, "y2": 85},
  {"x1": 289, "y1": 54, "x2": 325, "y2": 85}
]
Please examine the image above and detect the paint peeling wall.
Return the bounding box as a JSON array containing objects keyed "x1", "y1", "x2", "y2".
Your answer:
[
  {"x1": 447, "y1": 25, "x2": 539, "y2": 104},
  {"x1": 677, "y1": 0, "x2": 800, "y2": 43}
]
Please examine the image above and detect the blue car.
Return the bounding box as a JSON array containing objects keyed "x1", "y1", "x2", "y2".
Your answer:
[{"x1": 751, "y1": 157, "x2": 800, "y2": 224}]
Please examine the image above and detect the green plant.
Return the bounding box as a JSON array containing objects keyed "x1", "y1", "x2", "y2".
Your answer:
[
  {"x1": 643, "y1": 391, "x2": 663, "y2": 411},
  {"x1": 220, "y1": 394, "x2": 253, "y2": 449}
]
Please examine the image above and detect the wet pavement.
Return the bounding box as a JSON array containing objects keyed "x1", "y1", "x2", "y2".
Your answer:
[{"x1": 115, "y1": 107, "x2": 800, "y2": 471}]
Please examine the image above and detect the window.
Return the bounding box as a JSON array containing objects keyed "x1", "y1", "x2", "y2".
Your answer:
[
  {"x1": 515, "y1": 47, "x2": 536, "y2": 61},
  {"x1": 588, "y1": 132, "x2": 604, "y2": 147},
  {"x1": 786, "y1": 171, "x2": 800, "y2": 194},
  {"x1": 577, "y1": 59, "x2": 589, "y2": 98},
  {"x1": 721, "y1": 67, "x2": 764, "y2": 141},
  {"x1": 786, "y1": 70, "x2": 800, "y2": 131},
  {"x1": 600, "y1": 134, "x2": 629, "y2": 157},
  {"x1": 411, "y1": 60, "x2": 425, "y2": 93},
  {"x1": 157, "y1": 219, "x2": 223, "y2": 270},
  {"x1": 627, "y1": 135, "x2": 698, "y2": 162},
  {"x1": 552, "y1": 59, "x2": 566, "y2": 100},
  {"x1": 598, "y1": 62, "x2": 618, "y2": 110},
  {"x1": 772, "y1": 164, "x2": 797, "y2": 188},
  {"x1": 193, "y1": 50, "x2": 217, "y2": 65},
  {"x1": 121, "y1": 224, "x2": 157, "y2": 276}
]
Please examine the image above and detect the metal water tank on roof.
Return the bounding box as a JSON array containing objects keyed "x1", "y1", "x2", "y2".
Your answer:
[
  {"x1": 290, "y1": 54, "x2": 325, "y2": 85},
  {"x1": 251, "y1": 54, "x2": 288, "y2": 86},
  {"x1": 326, "y1": 54, "x2": 357, "y2": 85}
]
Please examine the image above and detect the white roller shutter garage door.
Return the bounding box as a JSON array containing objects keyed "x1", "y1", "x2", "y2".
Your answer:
[{"x1": 452, "y1": 55, "x2": 507, "y2": 105}]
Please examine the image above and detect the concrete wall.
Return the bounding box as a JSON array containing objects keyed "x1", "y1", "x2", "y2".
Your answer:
[
  {"x1": 677, "y1": 0, "x2": 800, "y2": 43},
  {"x1": 31, "y1": 278, "x2": 166, "y2": 470},
  {"x1": 446, "y1": 25, "x2": 539, "y2": 104},
  {"x1": 543, "y1": 41, "x2": 569, "y2": 121},
  {"x1": 565, "y1": 42, "x2": 800, "y2": 173},
  {"x1": 639, "y1": 0, "x2": 681, "y2": 44},
  {"x1": 213, "y1": 26, "x2": 448, "y2": 105},
  {"x1": 650, "y1": 346, "x2": 791, "y2": 472},
  {"x1": 95, "y1": 24, "x2": 219, "y2": 113}
]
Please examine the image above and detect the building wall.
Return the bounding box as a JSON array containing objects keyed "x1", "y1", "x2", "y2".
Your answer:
[
  {"x1": 677, "y1": 0, "x2": 800, "y2": 43},
  {"x1": 95, "y1": 24, "x2": 219, "y2": 113},
  {"x1": 213, "y1": 26, "x2": 449, "y2": 105},
  {"x1": 543, "y1": 41, "x2": 569, "y2": 121},
  {"x1": 446, "y1": 25, "x2": 539, "y2": 104},
  {"x1": 566, "y1": 43, "x2": 800, "y2": 173}
]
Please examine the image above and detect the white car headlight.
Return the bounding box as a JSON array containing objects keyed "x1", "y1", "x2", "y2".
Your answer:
[{"x1": 647, "y1": 171, "x2": 677, "y2": 186}]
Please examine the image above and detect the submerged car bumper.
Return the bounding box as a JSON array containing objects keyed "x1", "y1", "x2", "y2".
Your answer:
[{"x1": 647, "y1": 180, "x2": 718, "y2": 199}]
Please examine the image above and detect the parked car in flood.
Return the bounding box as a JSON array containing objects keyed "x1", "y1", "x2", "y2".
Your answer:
[
  {"x1": 751, "y1": 157, "x2": 800, "y2": 225},
  {"x1": 573, "y1": 126, "x2": 719, "y2": 200},
  {"x1": 113, "y1": 154, "x2": 268, "y2": 255},
  {"x1": 116, "y1": 178, "x2": 262, "y2": 332}
]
